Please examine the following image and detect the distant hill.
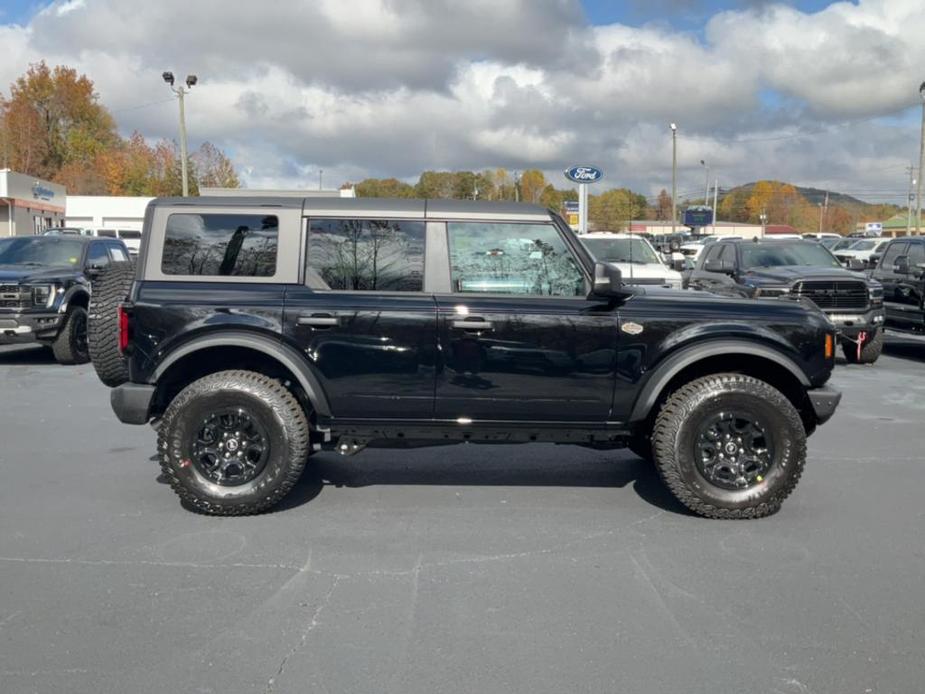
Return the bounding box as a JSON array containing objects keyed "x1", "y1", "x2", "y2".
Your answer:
[{"x1": 719, "y1": 181, "x2": 871, "y2": 208}]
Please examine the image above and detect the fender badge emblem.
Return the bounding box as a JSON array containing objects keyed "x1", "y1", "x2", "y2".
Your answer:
[{"x1": 621, "y1": 321, "x2": 644, "y2": 335}]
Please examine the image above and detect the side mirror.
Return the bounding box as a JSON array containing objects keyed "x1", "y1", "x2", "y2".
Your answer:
[
  {"x1": 591, "y1": 261, "x2": 624, "y2": 297},
  {"x1": 672, "y1": 258, "x2": 686, "y2": 272},
  {"x1": 847, "y1": 258, "x2": 865, "y2": 271},
  {"x1": 704, "y1": 259, "x2": 735, "y2": 274},
  {"x1": 894, "y1": 256, "x2": 909, "y2": 274}
]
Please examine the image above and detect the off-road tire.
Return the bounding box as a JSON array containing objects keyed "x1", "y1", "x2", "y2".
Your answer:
[
  {"x1": 88, "y1": 261, "x2": 135, "y2": 386},
  {"x1": 841, "y1": 328, "x2": 883, "y2": 365},
  {"x1": 51, "y1": 306, "x2": 90, "y2": 365},
  {"x1": 651, "y1": 373, "x2": 806, "y2": 519},
  {"x1": 158, "y1": 370, "x2": 311, "y2": 515}
]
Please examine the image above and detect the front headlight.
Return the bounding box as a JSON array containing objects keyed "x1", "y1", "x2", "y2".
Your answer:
[
  {"x1": 754, "y1": 286, "x2": 789, "y2": 298},
  {"x1": 868, "y1": 284, "x2": 883, "y2": 305},
  {"x1": 30, "y1": 285, "x2": 56, "y2": 308}
]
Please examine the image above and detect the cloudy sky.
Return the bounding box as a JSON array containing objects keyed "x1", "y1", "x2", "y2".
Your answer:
[{"x1": 1, "y1": 0, "x2": 923, "y2": 203}]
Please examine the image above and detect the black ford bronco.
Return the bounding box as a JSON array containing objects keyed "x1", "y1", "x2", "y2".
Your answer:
[
  {"x1": 686, "y1": 238, "x2": 885, "y2": 364},
  {"x1": 89, "y1": 197, "x2": 841, "y2": 519},
  {"x1": 0, "y1": 235, "x2": 131, "y2": 363}
]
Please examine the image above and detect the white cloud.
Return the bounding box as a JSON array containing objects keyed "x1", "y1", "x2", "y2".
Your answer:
[{"x1": 0, "y1": 0, "x2": 922, "y2": 203}]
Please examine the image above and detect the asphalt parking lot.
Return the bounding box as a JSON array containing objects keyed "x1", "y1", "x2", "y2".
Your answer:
[{"x1": 1, "y1": 338, "x2": 924, "y2": 694}]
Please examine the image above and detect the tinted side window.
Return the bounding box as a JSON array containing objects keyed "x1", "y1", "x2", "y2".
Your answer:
[
  {"x1": 719, "y1": 245, "x2": 736, "y2": 262},
  {"x1": 88, "y1": 243, "x2": 110, "y2": 267},
  {"x1": 702, "y1": 245, "x2": 722, "y2": 265},
  {"x1": 907, "y1": 243, "x2": 925, "y2": 264},
  {"x1": 161, "y1": 214, "x2": 278, "y2": 277},
  {"x1": 880, "y1": 242, "x2": 907, "y2": 269},
  {"x1": 307, "y1": 219, "x2": 425, "y2": 291},
  {"x1": 447, "y1": 222, "x2": 584, "y2": 296}
]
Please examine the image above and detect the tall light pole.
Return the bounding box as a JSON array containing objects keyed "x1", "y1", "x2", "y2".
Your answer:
[
  {"x1": 700, "y1": 159, "x2": 710, "y2": 207},
  {"x1": 670, "y1": 123, "x2": 677, "y2": 234},
  {"x1": 907, "y1": 164, "x2": 916, "y2": 236},
  {"x1": 917, "y1": 81, "x2": 925, "y2": 234},
  {"x1": 163, "y1": 71, "x2": 197, "y2": 197}
]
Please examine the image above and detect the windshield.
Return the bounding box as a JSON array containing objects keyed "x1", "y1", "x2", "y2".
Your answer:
[
  {"x1": 740, "y1": 242, "x2": 842, "y2": 270},
  {"x1": 0, "y1": 237, "x2": 84, "y2": 267},
  {"x1": 118, "y1": 230, "x2": 142, "y2": 239},
  {"x1": 581, "y1": 237, "x2": 662, "y2": 265},
  {"x1": 848, "y1": 240, "x2": 877, "y2": 251}
]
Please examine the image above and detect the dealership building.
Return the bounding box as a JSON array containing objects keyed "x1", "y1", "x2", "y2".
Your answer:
[{"x1": 0, "y1": 170, "x2": 67, "y2": 236}]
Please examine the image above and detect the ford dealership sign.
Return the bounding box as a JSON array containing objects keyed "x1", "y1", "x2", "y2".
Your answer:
[{"x1": 564, "y1": 166, "x2": 603, "y2": 184}]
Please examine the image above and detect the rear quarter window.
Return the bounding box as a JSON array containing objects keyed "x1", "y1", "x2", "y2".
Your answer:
[{"x1": 161, "y1": 213, "x2": 278, "y2": 277}]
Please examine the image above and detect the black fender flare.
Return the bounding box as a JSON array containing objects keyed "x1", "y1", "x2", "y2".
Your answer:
[
  {"x1": 151, "y1": 331, "x2": 332, "y2": 418},
  {"x1": 59, "y1": 285, "x2": 90, "y2": 313},
  {"x1": 628, "y1": 339, "x2": 810, "y2": 422}
]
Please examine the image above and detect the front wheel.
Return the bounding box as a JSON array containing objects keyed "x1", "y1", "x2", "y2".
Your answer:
[
  {"x1": 51, "y1": 306, "x2": 90, "y2": 365},
  {"x1": 157, "y1": 370, "x2": 311, "y2": 515},
  {"x1": 651, "y1": 373, "x2": 806, "y2": 519}
]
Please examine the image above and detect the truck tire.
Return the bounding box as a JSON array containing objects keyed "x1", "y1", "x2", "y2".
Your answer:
[
  {"x1": 158, "y1": 370, "x2": 311, "y2": 515},
  {"x1": 841, "y1": 328, "x2": 883, "y2": 365},
  {"x1": 651, "y1": 373, "x2": 806, "y2": 519},
  {"x1": 51, "y1": 306, "x2": 90, "y2": 365},
  {"x1": 88, "y1": 261, "x2": 135, "y2": 387}
]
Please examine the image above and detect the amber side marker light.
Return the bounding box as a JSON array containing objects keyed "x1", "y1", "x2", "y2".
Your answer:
[{"x1": 824, "y1": 334, "x2": 834, "y2": 359}]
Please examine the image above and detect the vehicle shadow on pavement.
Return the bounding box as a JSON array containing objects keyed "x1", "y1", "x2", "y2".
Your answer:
[
  {"x1": 0, "y1": 345, "x2": 57, "y2": 365},
  {"x1": 883, "y1": 335, "x2": 925, "y2": 362},
  {"x1": 276, "y1": 450, "x2": 692, "y2": 516}
]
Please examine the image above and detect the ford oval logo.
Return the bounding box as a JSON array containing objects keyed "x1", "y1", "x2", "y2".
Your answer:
[{"x1": 564, "y1": 166, "x2": 603, "y2": 184}]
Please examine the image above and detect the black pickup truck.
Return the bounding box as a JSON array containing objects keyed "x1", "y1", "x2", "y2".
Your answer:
[
  {"x1": 869, "y1": 236, "x2": 925, "y2": 334},
  {"x1": 0, "y1": 235, "x2": 131, "y2": 363},
  {"x1": 88, "y1": 197, "x2": 841, "y2": 519},
  {"x1": 686, "y1": 238, "x2": 885, "y2": 363}
]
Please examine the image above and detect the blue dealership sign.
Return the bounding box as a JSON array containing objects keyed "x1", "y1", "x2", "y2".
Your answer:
[{"x1": 564, "y1": 166, "x2": 603, "y2": 184}]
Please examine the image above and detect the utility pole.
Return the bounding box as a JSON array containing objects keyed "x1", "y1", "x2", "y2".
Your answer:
[
  {"x1": 670, "y1": 123, "x2": 677, "y2": 234},
  {"x1": 760, "y1": 211, "x2": 768, "y2": 238},
  {"x1": 917, "y1": 81, "x2": 925, "y2": 235},
  {"x1": 906, "y1": 165, "x2": 915, "y2": 236},
  {"x1": 700, "y1": 159, "x2": 709, "y2": 207},
  {"x1": 712, "y1": 178, "x2": 718, "y2": 234},
  {"x1": 818, "y1": 191, "x2": 828, "y2": 233},
  {"x1": 162, "y1": 72, "x2": 198, "y2": 197}
]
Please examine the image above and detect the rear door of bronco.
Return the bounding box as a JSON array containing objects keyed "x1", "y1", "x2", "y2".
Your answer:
[{"x1": 284, "y1": 214, "x2": 438, "y2": 419}]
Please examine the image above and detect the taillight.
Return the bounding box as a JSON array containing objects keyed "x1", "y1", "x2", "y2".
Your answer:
[{"x1": 118, "y1": 304, "x2": 130, "y2": 352}]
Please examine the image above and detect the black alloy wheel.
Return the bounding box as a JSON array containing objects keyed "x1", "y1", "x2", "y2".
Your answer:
[
  {"x1": 191, "y1": 408, "x2": 271, "y2": 486},
  {"x1": 694, "y1": 411, "x2": 773, "y2": 490}
]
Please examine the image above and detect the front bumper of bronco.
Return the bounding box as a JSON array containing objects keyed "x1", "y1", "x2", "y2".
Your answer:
[
  {"x1": 0, "y1": 312, "x2": 64, "y2": 344},
  {"x1": 807, "y1": 385, "x2": 841, "y2": 425}
]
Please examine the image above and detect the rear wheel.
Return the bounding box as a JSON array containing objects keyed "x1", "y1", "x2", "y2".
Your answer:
[
  {"x1": 158, "y1": 370, "x2": 311, "y2": 515},
  {"x1": 651, "y1": 373, "x2": 806, "y2": 519},
  {"x1": 51, "y1": 306, "x2": 90, "y2": 365},
  {"x1": 841, "y1": 328, "x2": 883, "y2": 365}
]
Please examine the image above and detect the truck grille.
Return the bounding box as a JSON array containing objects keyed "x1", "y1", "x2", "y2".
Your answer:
[
  {"x1": 0, "y1": 284, "x2": 30, "y2": 310},
  {"x1": 792, "y1": 280, "x2": 868, "y2": 311}
]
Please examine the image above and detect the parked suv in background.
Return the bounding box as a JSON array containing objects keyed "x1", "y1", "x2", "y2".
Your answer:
[
  {"x1": 869, "y1": 236, "x2": 925, "y2": 334},
  {"x1": 578, "y1": 233, "x2": 683, "y2": 289},
  {"x1": 687, "y1": 239, "x2": 885, "y2": 363},
  {"x1": 89, "y1": 196, "x2": 841, "y2": 519},
  {"x1": 0, "y1": 235, "x2": 132, "y2": 363}
]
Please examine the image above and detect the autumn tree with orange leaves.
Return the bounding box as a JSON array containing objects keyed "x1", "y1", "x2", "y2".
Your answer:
[{"x1": 0, "y1": 62, "x2": 239, "y2": 196}]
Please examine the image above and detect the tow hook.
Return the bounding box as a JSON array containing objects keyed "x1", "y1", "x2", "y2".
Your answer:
[{"x1": 843, "y1": 330, "x2": 868, "y2": 362}]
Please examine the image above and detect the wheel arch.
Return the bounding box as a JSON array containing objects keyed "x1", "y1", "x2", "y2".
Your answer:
[
  {"x1": 629, "y1": 339, "x2": 811, "y2": 425},
  {"x1": 150, "y1": 332, "x2": 331, "y2": 419},
  {"x1": 60, "y1": 286, "x2": 89, "y2": 312}
]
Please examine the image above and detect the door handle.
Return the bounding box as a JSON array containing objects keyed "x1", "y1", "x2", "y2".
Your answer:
[
  {"x1": 298, "y1": 313, "x2": 339, "y2": 328},
  {"x1": 452, "y1": 318, "x2": 493, "y2": 331}
]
